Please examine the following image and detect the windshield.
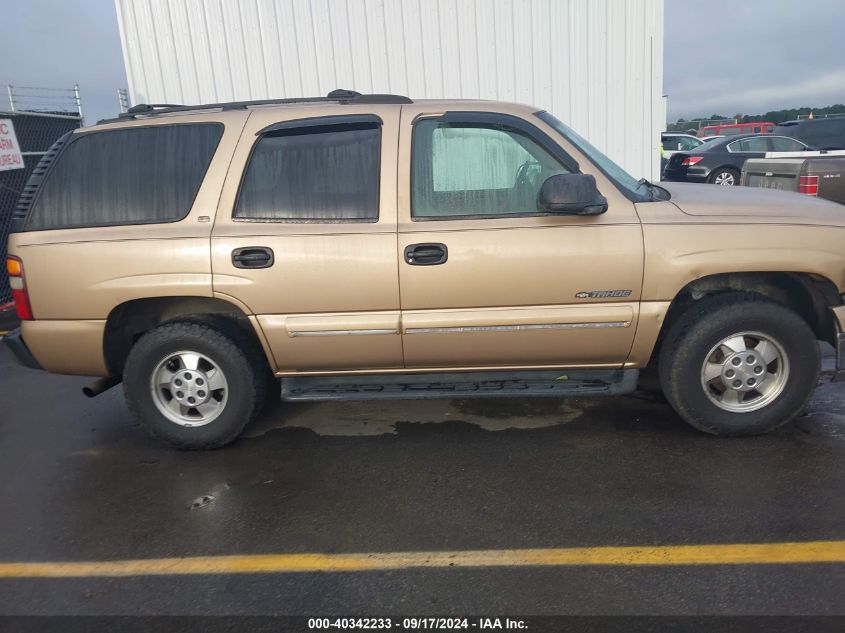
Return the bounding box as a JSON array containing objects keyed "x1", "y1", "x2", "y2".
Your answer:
[{"x1": 536, "y1": 111, "x2": 653, "y2": 202}]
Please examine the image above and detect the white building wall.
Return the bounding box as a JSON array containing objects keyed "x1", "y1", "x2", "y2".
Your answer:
[{"x1": 115, "y1": 0, "x2": 664, "y2": 179}]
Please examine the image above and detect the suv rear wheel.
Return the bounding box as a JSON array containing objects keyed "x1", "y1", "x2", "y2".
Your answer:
[
  {"x1": 658, "y1": 293, "x2": 819, "y2": 436},
  {"x1": 123, "y1": 322, "x2": 267, "y2": 449}
]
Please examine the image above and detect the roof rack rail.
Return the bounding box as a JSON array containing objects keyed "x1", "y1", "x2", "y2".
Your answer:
[
  {"x1": 126, "y1": 103, "x2": 182, "y2": 114},
  {"x1": 98, "y1": 90, "x2": 413, "y2": 124}
]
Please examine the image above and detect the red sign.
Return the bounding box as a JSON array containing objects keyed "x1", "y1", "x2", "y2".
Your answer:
[{"x1": 0, "y1": 119, "x2": 24, "y2": 171}]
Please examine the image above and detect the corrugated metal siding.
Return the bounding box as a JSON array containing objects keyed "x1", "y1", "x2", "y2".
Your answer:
[{"x1": 115, "y1": 0, "x2": 664, "y2": 179}]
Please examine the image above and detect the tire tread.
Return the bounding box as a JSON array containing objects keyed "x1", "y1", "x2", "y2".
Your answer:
[
  {"x1": 123, "y1": 321, "x2": 267, "y2": 449},
  {"x1": 658, "y1": 292, "x2": 819, "y2": 436}
]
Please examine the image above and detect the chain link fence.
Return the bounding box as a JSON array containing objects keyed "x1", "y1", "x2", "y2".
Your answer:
[{"x1": 1, "y1": 111, "x2": 82, "y2": 305}]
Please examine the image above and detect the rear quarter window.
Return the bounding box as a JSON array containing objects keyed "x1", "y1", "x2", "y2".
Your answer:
[{"x1": 26, "y1": 123, "x2": 223, "y2": 230}]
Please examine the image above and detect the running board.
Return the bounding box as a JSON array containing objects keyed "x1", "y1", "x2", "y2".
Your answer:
[{"x1": 281, "y1": 369, "x2": 639, "y2": 402}]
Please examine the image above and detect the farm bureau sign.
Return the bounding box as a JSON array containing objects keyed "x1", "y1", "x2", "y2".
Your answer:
[{"x1": 0, "y1": 120, "x2": 24, "y2": 172}]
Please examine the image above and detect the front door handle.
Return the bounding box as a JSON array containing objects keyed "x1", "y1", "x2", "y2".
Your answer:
[
  {"x1": 232, "y1": 247, "x2": 274, "y2": 269},
  {"x1": 404, "y1": 243, "x2": 448, "y2": 266}
]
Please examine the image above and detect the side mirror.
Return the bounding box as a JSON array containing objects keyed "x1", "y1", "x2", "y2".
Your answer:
[{"x1": 538, "y1": 173, "x2": 608, "y2": 216}]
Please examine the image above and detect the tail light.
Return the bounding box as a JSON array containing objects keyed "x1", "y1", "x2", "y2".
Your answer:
[
  {"x1": 6, "y1": 256, "x2": 33, "y2": 320},
  {"x1": 681, "y1": 156, "x2": 704, "y2": 166},
  {"x1": 798, "y1": 175, "x2": 819, "y2": 196}
]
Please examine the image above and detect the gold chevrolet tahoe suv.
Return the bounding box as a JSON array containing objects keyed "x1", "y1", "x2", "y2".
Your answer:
[{"x1": 5, "y1": 90, "x2": 845, "y2": 449}]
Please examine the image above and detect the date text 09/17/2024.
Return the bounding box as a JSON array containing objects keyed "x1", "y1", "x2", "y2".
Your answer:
[{"x1": 307, "y1": 617, "x2": 528, "y2": 630}]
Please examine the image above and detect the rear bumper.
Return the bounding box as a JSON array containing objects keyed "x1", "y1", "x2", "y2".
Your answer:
[
  {"x1": 0, "y1": 302, "x2": 19, "y2": 332},
  {"x1": 1, "y1": 328, "x2": 44, "y2": 371},
  {"x1": 662, "y1": 167, "x2": 710, "y2": 183}
]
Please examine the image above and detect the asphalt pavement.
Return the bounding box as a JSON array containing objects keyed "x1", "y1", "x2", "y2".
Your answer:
[{"x1": 0, "y1": 344, "x2": 843, "y2": 619}]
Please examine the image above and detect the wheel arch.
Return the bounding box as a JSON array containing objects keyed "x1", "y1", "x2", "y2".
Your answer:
[
  {"x1": 707, "y1": 164, "x2": 741, "y2": 181},
  {"x1": 103, "y1": 296, "x2": 272, "y2": 376},
  {"x1": 651, "y1": 271, "x2": 839, "y2": 364}
]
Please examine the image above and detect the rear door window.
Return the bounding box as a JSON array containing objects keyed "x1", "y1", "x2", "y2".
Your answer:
[
  {"x1": 27, "y1": 124, "x2": 222, "y2": 230},
  {"x1": 235, "y1": 121, "x2": 380, "y2": 222}
]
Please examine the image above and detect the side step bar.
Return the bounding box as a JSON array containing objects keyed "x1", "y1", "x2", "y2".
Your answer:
[{"x1": 281, "y1": 369, "x2": 639, "y2": 402}]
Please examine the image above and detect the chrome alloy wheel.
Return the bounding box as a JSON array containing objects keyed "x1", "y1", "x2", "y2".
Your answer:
[
  {"x1": 700, "y1": 332, "x2": 789, "y2": 413},
  {"x1": 713, "y1": 171, "x2": 736, "y2": 186},
  {"x1": 150, "y1": 351, "x2": 228, "y2": 427}
]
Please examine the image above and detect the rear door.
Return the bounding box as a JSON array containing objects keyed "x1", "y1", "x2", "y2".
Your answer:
[
  {"x1": 211, "y1": 106, "x2": 402, "y2": 373},
  {"x1": 396, "y1": 105, "x2": 644, "y2": 370}
]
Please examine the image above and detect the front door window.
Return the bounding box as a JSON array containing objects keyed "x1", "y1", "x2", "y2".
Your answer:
[{"x1": 411, "y1": 120, "x2": 570, "y2": 219}]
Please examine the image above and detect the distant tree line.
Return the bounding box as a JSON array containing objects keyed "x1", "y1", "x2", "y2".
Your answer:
[{"x1": 667, "y1": 104, "x2": 845, "y2": 132}]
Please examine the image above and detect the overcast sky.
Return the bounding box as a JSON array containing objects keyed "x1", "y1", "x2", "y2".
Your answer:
[
  {"x1": 1, "y1": 0, "x2": 843, "y2": 125},
  {"x1": 665, "y1": 0, "x2": 845, "y2": 120},
  {"x1": 0, "y1": 0, "x2": 125, "y2": 124}
]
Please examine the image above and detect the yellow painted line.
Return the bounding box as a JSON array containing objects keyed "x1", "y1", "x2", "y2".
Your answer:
[{"x1": 0, "y1": 541, "x2": 843, "y2": 578}]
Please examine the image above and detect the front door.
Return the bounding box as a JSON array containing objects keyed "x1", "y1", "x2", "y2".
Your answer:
[
  {"x1": 211, "y1": 105, "x2": 402, "y2": 373},
  {"x1": 397, "y1": 106, "x2": 644, "y2": 369}
]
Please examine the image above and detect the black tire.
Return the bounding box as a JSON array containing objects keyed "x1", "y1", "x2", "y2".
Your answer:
[
  {"x1": 658, "y1": 293, "x2": 819, "y2": 436},
  {"x1": 123, "y1": 321, "x2": 267, "y2": 449},
  {"x1": 708, "y1": 167, "x2": 740, "y2": 186}
]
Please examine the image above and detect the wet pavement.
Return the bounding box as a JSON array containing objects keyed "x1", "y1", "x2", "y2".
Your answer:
[{"x1": 0, "y1": 345, "x2": 843, "y2": 616}]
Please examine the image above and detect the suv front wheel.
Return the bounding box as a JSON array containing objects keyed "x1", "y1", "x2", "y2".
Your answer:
[
  {"x1": 658, "y1": 293, "x2": 820, "y2": 436},
  {"x1": 123, "y1": 322, "x2": 267, "y2": 449}
]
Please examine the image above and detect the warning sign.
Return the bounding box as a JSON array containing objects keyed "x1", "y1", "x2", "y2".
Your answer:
[{"x1": 0, "y1": 119, "x2": 24, "y2": 171}]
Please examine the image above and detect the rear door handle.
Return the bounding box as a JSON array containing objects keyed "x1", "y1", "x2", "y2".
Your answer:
[
  {"x1": 404, "y1": 243, "x2": 448, "y2": 266},
  {"x1": 232, "y1": 247, "x2": 274, "y2": 269}
]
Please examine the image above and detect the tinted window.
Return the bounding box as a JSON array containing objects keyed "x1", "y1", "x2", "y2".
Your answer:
[
  {"x1": 729, "y1": 137, "x2": 768, "y2": 152},
  {"x1": 236, "y1": 123, "x2": 380, "y2": 222},
  {"x1": 27, "y1": 124, "x2": 222, "y2": 230},
  {"x1": 412, "y1": 120, "x2": 570, "y2": 218},
  {"x1": 769, "y1": 137, "x2": 806, "y2": 152}
]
